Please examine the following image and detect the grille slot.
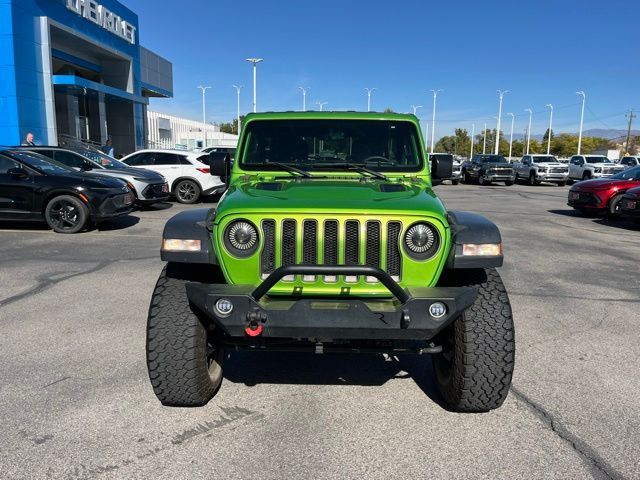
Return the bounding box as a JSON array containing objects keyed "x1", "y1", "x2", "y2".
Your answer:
[
  {"x1": 302, "y1": 220, "x2": 318, "y2": 264},
  {"x1": 323, "y1": 220, "x2": 338, "y2": 266},
  {"x1": 260, "y1": 220, "x2": 276, "y2": 277},
  {"x1": 386, "y1": 222, "x2": 402, "y2": 279},
  {"x1": 365, "y1": 221, "x2": 381, "y2": 269},
  {"x1": 282, "y1": 220, "x2": 297, "y2": 267}
]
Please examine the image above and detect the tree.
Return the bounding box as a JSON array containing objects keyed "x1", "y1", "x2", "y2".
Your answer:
[
  {"x1": 218, "y1": 115, "x2": 246, "y2": 135},
  {"x1": 542, "y1": 128, "x2": 554, "y2": 145},
  {"x1": 383, "y1": 107, "x2": 395, "y2": 113}
]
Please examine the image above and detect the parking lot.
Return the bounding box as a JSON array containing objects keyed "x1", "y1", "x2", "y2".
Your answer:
[{"x1": 1, "y1": 184, "x2": 639, "y2": 480}]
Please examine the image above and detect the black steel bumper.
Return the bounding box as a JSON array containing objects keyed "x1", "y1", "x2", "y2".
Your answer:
[{"x1": 186, "y1": 265, "x2": 477, "y2": 341}]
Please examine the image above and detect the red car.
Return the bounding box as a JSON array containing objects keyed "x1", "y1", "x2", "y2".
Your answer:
[
  {"x1": 620, "y1": 186, "x2": 640, "y2": 219},
  {"x1": 568, "y1": 165, "x2": 640, "y2": 216}
]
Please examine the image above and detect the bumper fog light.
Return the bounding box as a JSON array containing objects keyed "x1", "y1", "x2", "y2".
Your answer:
[
  {"x1": 214, "y1": 298, "x2": 233, "y2": 317},
  {"x1": 429, "y1": 302, "x2": 447, "y2": 319},
  {"x1": 162, "y1": 238, "x2": 201, "y2": 252}
]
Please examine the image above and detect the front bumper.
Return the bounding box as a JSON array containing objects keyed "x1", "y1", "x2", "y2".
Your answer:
[
  {"x1": 139, "y1": 182, "x2": 170, "y2": 203},
  {"x1": 568, "y1": 191, "x2": 604, "y2": 209},
  {"x1": 186, "y1": 265, "x2": 477, "y2": 341},
  {"x1": 92, "y1": 191, "x2": 135, "y2": 219},
  {"x1": 536, "y1": 172, "x2": 568, "y2": 182},
  {"x1": 621, "y1": 196, "x2": 640, "y2": 217},
  {"x1": 202, "y1": 184, "x2": 226, "y2": 195},
  {"x1": 485, "y1": 174, "x2": 515, "y2": 182}
]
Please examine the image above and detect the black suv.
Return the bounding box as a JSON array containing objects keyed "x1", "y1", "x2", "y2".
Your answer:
[
  {"x1": 462, "y1": 154, "x2": 515, "y2": 186},
  {"x1": 0, "y1": 148, "x2": 134, "y2": 233}
]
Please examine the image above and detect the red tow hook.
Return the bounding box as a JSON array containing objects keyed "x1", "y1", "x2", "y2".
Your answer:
[{"x1": 244, "y1": 322, "x2": 263, "y2": 337}]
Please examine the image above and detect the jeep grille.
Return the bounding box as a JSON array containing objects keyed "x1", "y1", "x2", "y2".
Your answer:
[{"x1": 260, "y1": 219, "x2": 403, "y2": 282}]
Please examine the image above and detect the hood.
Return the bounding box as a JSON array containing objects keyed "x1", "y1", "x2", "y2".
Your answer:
[
  {"x1": 571, "y1": 177, "x2": 630, "y2": 191},
  {"x1": 216, "y1": 177, "x2": 448, "y2": 219},
  {"x1": 90, "y1": 167, "x2": 164, "y2": 182},
  {"x1": 54, "y1": 171, "x2": 126, "y2": 188},
  {"x1": 584, "y1": 162, "x2": 623, "y2": 168}
]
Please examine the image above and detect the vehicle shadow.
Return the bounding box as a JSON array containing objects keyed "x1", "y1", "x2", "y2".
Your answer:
[
  {"x1": 138, "y1": 201, "x2": 173, "y2": 211},
  {"x1": 593, "y1": 217, "x2": 640, "y2": 231},
  {"x1": 223, "y1": 350, "x2": 449, "y2": 410},
  {"x1": 547, "y1": 209, "x2": 597, "y2": 218},
  {"x1": 0, "y1": 220, "x2": 49, "y2": 231},
  {"x1": 94, "y1": 215, "x2": 140, "y2": 231}
]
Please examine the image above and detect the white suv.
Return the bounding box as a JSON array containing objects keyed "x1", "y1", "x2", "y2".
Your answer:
[
  {"x1": 120, "y1": 149, "x2": 225, "y2": 203},
  {"x1": 568, "y1": 155, "x2": 624, "y2": 183}
]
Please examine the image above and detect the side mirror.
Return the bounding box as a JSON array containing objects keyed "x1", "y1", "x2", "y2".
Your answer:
[
  {"x1": 209, "y1": 152, "x2": 231, "y2": 183},
  {"x1": 431, "y1": 156, "x2": 453, "y2": 180},
  {"x1": 7, "y1": 167, "x2": 29, "y2": 179}
]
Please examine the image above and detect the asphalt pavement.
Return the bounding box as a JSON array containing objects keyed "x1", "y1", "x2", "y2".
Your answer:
[{"x1": 0, "y1": 183, "x2": 638, "y2": 480}]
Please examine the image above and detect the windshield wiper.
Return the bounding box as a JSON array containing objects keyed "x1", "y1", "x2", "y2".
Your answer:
[
  {"x1": 249, "y1": 162, "x2": 314, "y2": 178},
  {"x1": 315, "y1": 163, "x2": 388, "y2": 181}
]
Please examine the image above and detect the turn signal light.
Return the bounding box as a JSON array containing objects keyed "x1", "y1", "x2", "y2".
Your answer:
[
  {"x1": 196, "y1": 167, "x2": 210, "y2": 174},
  {"x1": 162, "y1": 238, "x2": 201, "y2": 252},
  {"x1": 462, "y1": 243, "x2": 502, "y2": 256}
]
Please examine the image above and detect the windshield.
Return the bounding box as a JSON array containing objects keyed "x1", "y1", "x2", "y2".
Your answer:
[
  {"x1": 6, "y1": 150, "x2": 72, "y2": 174},
  {"x1": 586, "y1": 156, "x2": 611, "y2": 164},
  {"x1": 240, "y1": 119, "x2": 424, "y2": 172},
  {"x1": 532, "y1": 156, "x2": 557, "y2": 163},
  {"x1": 480, "y1": 156, "x2": 506, "y2": 163},
  {"x1": 611, "y1": 165, "x2": 640, "y2": 180},
  {"x1": 73, "y1": 149, "x2": 129, "y2": 169}
]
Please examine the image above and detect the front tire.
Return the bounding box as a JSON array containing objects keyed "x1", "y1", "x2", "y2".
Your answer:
[
  {"x1": 607, "y1": 194, "x2": 624, "y2": 218},
  {"x1": 174, "y1": 179, "x2": 201, "y2": 204},
  {"x1": 433, "y1": 269, "x2": 515, "y2": 412},
  {"x1": 44, "y1": 195, "x2": 89, "y2": 234},
  {"x1": 451, "y1": 179, "x2": 460, "y2": 185},
  {"x1": 146, "y1": 263, "x2": 225, "y2": 407}
]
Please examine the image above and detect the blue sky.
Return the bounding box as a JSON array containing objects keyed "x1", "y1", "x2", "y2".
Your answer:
[{"x1": 127, "y1": 0, "x2": 639, "y2": 139}]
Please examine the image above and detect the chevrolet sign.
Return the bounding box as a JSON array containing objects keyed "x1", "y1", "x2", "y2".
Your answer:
[{"x1": 66, "y1": 0, "x2": 136, "y2": 45}]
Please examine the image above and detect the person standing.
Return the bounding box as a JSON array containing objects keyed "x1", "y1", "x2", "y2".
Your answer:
[
  {"x1": 100, "y1": 138, "x2": 115, "y2": 157},
  {"x1": 22, "y1": 132, "x2": 35, "y2": 146}
]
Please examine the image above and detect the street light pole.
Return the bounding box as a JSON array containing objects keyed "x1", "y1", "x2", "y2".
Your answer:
[
  {"x1": 483, "y1": 123, "x2": 487, "y2": 154},
  {"x1": 298, "y1": 86, "x2": 310, "y2": 112},
  {"x1": 470, "y1": 123, "x2": 475, "y2": 159},
  {"x1": 197, "y1": 85, "x2": 211, "y2": 148},
  {"x1": 495, "y1": 90, "x2": 510, "y2": 154},
  {"x1": 525, "y1": 108, "x2": 533, "y2": 154},
  {"x1": 232, "y1": 85, "x2": 242, "y2": 136},
  {"x1": 507, "y1": 113, "x2": 515, "y2": 161},
  {"x1": 246, "y1": 58, "x2": 263, "y2": 113},
  {"x1": 364, "y1": 88, "x2": 376, "y2": 112},
  {"x1": 316, "y1": 101, "x2": 327, "y2": 111},
  {"x1": 576, "y1": 91, "x2": 586, "y2": 155},
  {"x1": 545, "y1": 104, "x2": 554, "y2": 155},
  {"x1": 429, "y1": 89, "x2": 443, "y2": 153},
  {"x1": 411, "y1": 105, "x2": 422, "y2": 115}
]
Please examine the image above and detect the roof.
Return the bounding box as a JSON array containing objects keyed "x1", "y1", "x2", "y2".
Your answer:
[{"x1": 243, "y1": 111, "x2": 419, "y2": 122}]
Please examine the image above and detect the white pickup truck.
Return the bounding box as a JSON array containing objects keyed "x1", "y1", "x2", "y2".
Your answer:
[
  {"x1": 568, "y1": 155, "x2": 624, "y2": 183},
  {"x1": 513, "y1": 154, "x2": 569, "y2": 186}
]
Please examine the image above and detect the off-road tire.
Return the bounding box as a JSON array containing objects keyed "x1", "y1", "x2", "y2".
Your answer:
[
  {"x1": 146, "y1": 263, "x2": 225, "y2": 407},
  {"x1": 433, "y1": 268, "x2": 515, "y2": 412}
]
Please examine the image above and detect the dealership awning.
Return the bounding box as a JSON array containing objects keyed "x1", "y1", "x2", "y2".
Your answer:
[{"x1": 51, "y1": 75, "x2": 149, "y2": 105}]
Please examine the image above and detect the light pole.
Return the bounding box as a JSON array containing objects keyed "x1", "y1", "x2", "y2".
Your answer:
[
  {"x1": 576, "y1": 91, "x2": 586, "y2": 155},
  {"x1": 470, "y1": 123, "x2": 475, "y2": 159},
  {"x1": 298, "y1": 86, "x2": 310, "y2": 112},
  {"x1": 316, "y1": 101, "x2": 327, "y2": 111},
  {"x1": 495, "y1": 90, "x2": 509, "y2": 154},
  {"x1": 524, "y1": 108, "x2": 533, "y2": 154},
  {"x1": 545, "y1": 104, "x2": 554, "y2": 155},
  {"x1": 364, "y1": 88, "x2": 376, "y2": 112},
  {"x1": 482, "y1": 123, "x2": 487, "y2": 154},
  {"x1": 411, "y1": 105, "x2": 422, "y2": 115},
  {"x1": 197, "y1": 85, "x2": 211, "y2": 147},
  {"x1": 429, "y1": 89, "x2": 443, "y2": 153},
  {"x1": 507, "y1": 113, "x2": 515, "y2": 161},
  {"x1": 232, "y1": 85, "x2": 242, "y2": 136},
  {"x1": 246, "y1": 58, "x2": 263, "y2": 113}
]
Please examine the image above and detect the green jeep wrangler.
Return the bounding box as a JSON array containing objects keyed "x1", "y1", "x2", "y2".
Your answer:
[{"x1": 147, "y1": 112, "x2": 515, "y2": 412}]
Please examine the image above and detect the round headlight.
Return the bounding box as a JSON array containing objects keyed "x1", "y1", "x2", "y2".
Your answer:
[
  {"x1": 224, "y1": 220, "x2": 258, "y2": 257},
  {"x1": 404, "y1": 222, "x2": 440, "y2": 260}
]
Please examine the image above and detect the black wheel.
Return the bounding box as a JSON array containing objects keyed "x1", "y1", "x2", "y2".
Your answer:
[
  {"x1": 433, "y1": 269, "x2": 515, "y2": 412},
  {"x1": 462, "y1": 170, "x2": 471, "y2": 184},
  {"x1": 146, "y1": 263, "x2": 226, "y2": 407},
  {"x1": 557, "y1": 181, "x2": 567, "y2": 187},
  {"x1": 607, "y1": 194, "x2": 624, "y2": 218},
  {"x1": 514, "y1": 173, "x2": 520, "y2": 184},
  {"x1": 451, "y1": 179, "x2": 460, "y2": 185},
  {"x1": 528, "y1": 172, "x2": 539, "y2": 186},
  {"x1": 174, "y1": 179, "x2": 201, "y2": 204},
  {"x1": 478, "y1": 173, "x2": 489, "y2": 185},
  {"x1": 44, "y1": 195, "x2": 89, "y2": 234},
  {"x1": 582, "y1": 172, "x2": 591, "y2": 181},
  {"x1": 504, "y1": 180, "x2": 514, "y2": 186}
]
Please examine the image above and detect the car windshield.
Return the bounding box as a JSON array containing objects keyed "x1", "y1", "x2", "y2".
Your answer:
[
  {"x1": 240, "y1": 119, "x2": 424, "y2": 172},
  {"x1": 480, "y1": 156, "x2": 506, "y2": 163},
  {"x1": 611, "y1": 165, "x2": 640, "y2": 180},
  {"x1": 532, "y1": 156, "x2": 556, "y2": 163},
  {"x1": 73, "y1": 149, "x2": 129, "y2": 169},
  {"x1": 6, "y1": 150, "x2": 72, "y2": 174},
  {"x1": 586, "y1": 156, "x2": 611, "y2": 163}
]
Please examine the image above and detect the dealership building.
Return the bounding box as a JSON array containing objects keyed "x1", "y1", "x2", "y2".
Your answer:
[{"x1": 1, "y1": 0, "x2": 173, "y2": 154}]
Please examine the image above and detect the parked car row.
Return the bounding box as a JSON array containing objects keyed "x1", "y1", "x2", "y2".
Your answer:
[{"x1": 0, "y1": 145, "x2": 231, "y2": 233}]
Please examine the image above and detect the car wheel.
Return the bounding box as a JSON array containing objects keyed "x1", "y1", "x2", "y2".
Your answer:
[
  {"x1": 504, "y1": 180, "x2": 514, "y2": 186},
  {"x1": 44, "y1": 195, "x2": 89, "y2": 234},
  {"x1": 451, "y1": 179, "x2": 460, "y2": 185},
  {"x1": 582, "y1": 172, "x2": 591, "y2": 181},
  {"x1": 607, "y1": 194, "x2": 624, "y2": 218},
  {"x1": 174, "y1": 180, "x2": 201, "y2": 204},
  {"x1": 462, "y1": 171, "x2": 471, "y2": 184},
  {"x1": 478, "y1": 174, "x2": 488, "y2": 185},
  {"x1": 528, "y1": 172, "x2": 540, "y2": 186},
  {"x1": 146, "y1": 263, "x2": 225, "y2": 407},
  {"x1": 557, "y1": 181, "x2": 567, "y2": 187},
  {"x1": 433, "y1": 269, "x2": 515, "y2": 412}
]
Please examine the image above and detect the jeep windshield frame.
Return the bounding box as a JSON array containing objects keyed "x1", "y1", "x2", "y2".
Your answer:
[{"x1": 238, "y1": 118, "x2": 425, "y2": 173}]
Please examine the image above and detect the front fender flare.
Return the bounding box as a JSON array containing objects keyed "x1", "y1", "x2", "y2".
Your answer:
[
  {"x1": 160, "y1": 208, "x2": 218, "y2": 264},
  {"x1": 446, "y1": 211, "x2": 503, "y2": 269}
]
